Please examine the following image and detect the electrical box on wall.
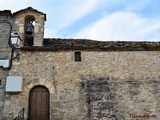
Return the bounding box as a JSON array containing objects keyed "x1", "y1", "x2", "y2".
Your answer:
[
  {"x1": 5, "y1": 76, "x2": 23, "y2": 92},
  {"x1": 0, "y1": 59, "x2": 10, "y2": 68}
]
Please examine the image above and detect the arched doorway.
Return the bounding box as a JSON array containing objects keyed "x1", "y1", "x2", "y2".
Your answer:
[{"x1": 28, "y1": 86, "x2": 50, "y2": 120}]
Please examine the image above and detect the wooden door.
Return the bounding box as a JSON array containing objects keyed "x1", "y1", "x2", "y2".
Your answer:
[{"x1": 29, "y1": 86, "x2": 49, "y2": 120}]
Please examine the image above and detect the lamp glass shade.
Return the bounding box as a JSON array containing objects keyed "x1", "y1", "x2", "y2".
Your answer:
[{"x1": 11, "y1": 36, "x2": 21, "y2": 46}]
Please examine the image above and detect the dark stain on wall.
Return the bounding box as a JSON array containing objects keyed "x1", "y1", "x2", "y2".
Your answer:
[
  {"x1": 80, "y1": 75, "x2": 160, "y2": 120},
  {"x1": 80, "y1": 76, "x2": 118, "y2": 120}
]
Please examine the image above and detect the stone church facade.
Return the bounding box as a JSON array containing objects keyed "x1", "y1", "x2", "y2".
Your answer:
[{"x1": 0, "y1": 7, "x2": 160, "y2": 120}]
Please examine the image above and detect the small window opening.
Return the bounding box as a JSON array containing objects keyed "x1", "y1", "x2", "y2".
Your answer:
[{"x1": 75, "y1": 52, "x2": 81, "y2": 62}]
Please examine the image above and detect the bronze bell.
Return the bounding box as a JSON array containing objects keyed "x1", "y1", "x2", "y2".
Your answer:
[
  {"x1": 24, "y1": 19, "x2": 34, "y2": 46},
  {"x1": 25, "y1": 19, "x2": 34, "y2": 34}
]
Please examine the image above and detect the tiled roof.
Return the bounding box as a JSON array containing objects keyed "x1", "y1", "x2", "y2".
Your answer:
[{"x1": 21, "y1": 38, "x2": 160, "y2": 51}]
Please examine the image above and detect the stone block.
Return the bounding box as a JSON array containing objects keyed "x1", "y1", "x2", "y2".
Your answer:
[{"x1": 51, "y1": 101, "x2": 61, "y2": 108}]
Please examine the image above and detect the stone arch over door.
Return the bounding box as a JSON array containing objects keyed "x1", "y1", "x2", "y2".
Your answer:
[{"x1": 28, "y1": 85, "x2": 50, "y2": 120}]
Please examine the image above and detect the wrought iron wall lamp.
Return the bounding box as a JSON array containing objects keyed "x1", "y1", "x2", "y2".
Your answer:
[{"x1": 0, "y1": 20, "x2": 22, "y2": 69}]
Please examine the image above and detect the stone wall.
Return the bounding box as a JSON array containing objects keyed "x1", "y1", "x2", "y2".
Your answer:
[
  {"x1": 0, "y1": 17, "x2": 13, "y2": 119},
  {"x1": 4, "y1": 50, "x2": 160, "y2": 119},
  {"x1": 0, "y1": 20, "x2": 11, "y2": 59}
]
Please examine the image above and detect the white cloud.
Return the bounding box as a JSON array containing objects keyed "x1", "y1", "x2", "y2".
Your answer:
[
  {"x1": 42, "y1": 0, "x2": 109, "y2": 38},
  {"x1": 74, "y1": 12, "x2": 160, "y2": 41},
  {"x1": 125, "y1": 0, "x2": 153, "y2": 11},
  {"x1": 44, "y1": 28, "x2": 56, "y2": 38},
  {"x1": 45, "y1": 0, "x2": 105, "y2": 31},
  {"x1": 0, "y1": 0, "x2": 29, "y2": 12},
  {"x1": 59, "y1": 0, "x2": 100, "y2": 27}
]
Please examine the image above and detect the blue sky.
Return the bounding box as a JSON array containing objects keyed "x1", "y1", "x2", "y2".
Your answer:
[{"x1": 0, "y1": 0, "x2": 160, "y2": 41}]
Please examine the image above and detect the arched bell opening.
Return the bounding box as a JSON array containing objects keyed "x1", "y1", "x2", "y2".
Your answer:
[{"x1": 24, "y1": 15, "x2": 35, "y2": 46}]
